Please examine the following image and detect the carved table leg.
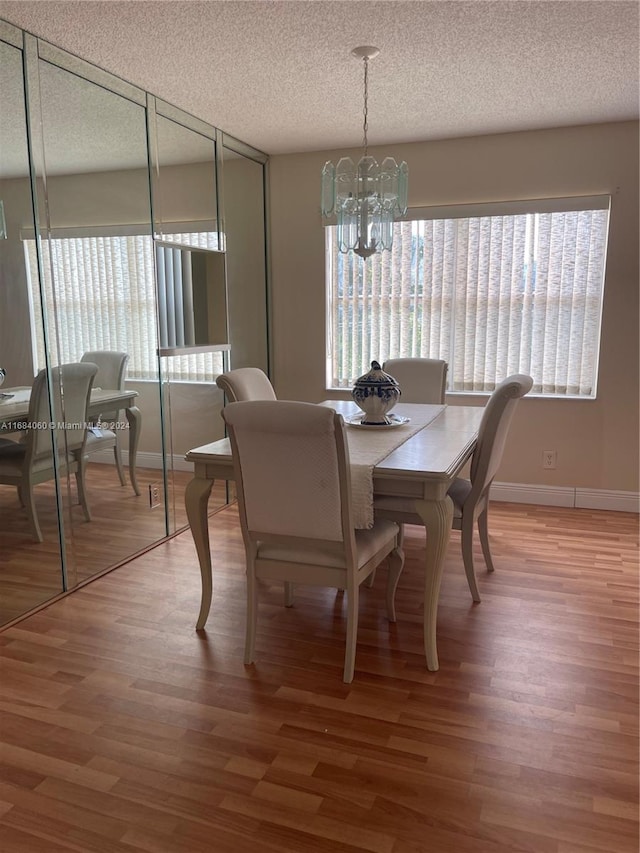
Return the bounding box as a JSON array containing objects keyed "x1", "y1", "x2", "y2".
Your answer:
[
  {"x1": 185, "y1": 475, "x2": 215, "y2": 629},
  {"x1": 414, "y1": 495, "x2": 454, "y2": 671},
  {"x1": 124, "y1": 405, "x2": 142, "y2": 496}
]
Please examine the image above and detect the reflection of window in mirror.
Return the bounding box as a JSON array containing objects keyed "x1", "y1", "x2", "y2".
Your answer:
[
  {"x1": 23, "y1": 231, "x2": 227, "y2": 382},
  {"x1": 155, "y1": 241, "x2": 228, "y2": 356}
]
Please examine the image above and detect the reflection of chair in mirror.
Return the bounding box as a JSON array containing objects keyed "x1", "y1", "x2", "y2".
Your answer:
[
  {"x1": 376, "y1": 374, "x2": 533, "y2": 603},
  {"x1": 216, "y1": 367, "x2": 276, "y2": 402},
  {"x1": 80, "y1": 351, "x2": 129, "y2": 487},
  {"x1": 0, "y1": 362, "x2": 98, "y2": 542},
  {"x1": 382, "y1": 358, "x2": 448, "y2": 404},
  {"x1": 222, "y1": 400, "x2": 404, "y2": 683}
]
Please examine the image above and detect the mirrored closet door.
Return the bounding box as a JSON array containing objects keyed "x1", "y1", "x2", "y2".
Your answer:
[
  {"x1": 31, "y1": 43, "x2": 169, "y2": 588},
  {"x1": 150, "y1": 103, "x2": 230, "y2": 530},
  {"x1": 222, "y1": 138, "x2": 270, "y2": 375},
  {"x1": 0, "y1": 30, "x2": 66, "y2": 622},
  {"x1": 0, "y1": 18, "x2": 270, "y2": 627}
]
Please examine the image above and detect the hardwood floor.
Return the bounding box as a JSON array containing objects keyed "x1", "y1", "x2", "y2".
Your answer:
[{"x1": 0, "y1": 502, "x2": 637, "y2": 852}]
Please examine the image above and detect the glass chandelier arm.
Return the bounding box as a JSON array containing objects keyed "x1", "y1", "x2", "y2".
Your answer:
[{"x1": 321, "y1": 161, "x2": 336, "y2": 216}]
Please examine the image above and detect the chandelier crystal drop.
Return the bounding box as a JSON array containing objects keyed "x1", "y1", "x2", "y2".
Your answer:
[{"x1": 321, "y1": 46, "x2": 408, "y2": 260}]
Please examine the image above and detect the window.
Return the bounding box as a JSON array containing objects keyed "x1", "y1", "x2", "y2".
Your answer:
[
  {"x1": 25, "y1": 231, "x2": 224, "y2": 382},
  {"x1": 326, "y1": 196, "x2": 610, "y2": 397}
]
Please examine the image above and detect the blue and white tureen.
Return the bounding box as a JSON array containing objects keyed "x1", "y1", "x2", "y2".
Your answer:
[{"x1": 352, "y1": 360, "x2": 401, "y2": 425}]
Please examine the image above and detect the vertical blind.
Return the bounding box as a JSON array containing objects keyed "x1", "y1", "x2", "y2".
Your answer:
[
  {"x1": 327, "y1": 202, "x2": 609, "y2": 396},
  {"x1": 155, "y1": 244, "x2": 196, "y2": 350},
  {"x1": 26, "y1": 232, "x2": 223, "y2": 382}
]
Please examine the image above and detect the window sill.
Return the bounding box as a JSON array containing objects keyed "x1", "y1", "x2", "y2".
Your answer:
[{"x1": 325, "y1": 388, "x2": 597, "y2": 402}]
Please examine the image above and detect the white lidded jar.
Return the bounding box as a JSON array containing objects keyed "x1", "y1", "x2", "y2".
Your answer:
[{"x1": 352, "y1": 360, "x2": 401, "y2": 425}]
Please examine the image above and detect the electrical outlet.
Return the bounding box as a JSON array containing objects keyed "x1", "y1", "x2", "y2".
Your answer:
[
  {"x1": 542, "y1": 450, "x2": 557, "y2": 469},
  {"x1": 149, "y1": 482, "x2": 162, "y2": 508}
]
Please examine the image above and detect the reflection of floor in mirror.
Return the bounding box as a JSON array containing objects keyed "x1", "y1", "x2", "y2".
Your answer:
[{"x1": 0, "y1": 463, "x2": 229, "y2": 626}]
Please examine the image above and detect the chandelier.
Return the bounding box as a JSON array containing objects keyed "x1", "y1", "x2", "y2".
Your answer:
[{"x1": 321, "y1": 46, "x2": 408, "y2": 260}]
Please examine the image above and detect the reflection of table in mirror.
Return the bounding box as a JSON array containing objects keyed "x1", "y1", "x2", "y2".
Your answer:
[
  {"x1": 0, "y1": 386, "x2": 142, "y2": 496},
  {"x1": 185, "y1": 401, "x2": 484, "y2": 672}
]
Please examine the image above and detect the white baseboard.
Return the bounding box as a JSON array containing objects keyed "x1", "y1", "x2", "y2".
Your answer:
[
  {"x1": 491, "y1": 482, "x2": 639, "y2": 513},
  {"x1": 491, "y1": 483, "x2": 575, "y2": 506},
  {"x1": 88, "y1": 452, "x2": 639, "y2": 514},
  {"x1": 575, "y1": 488, "x2": 640, "y2": 513}
]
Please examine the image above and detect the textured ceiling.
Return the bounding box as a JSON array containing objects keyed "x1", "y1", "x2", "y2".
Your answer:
[{"x1": 0, "y1": 0, "x2": 638, "y2": 156}]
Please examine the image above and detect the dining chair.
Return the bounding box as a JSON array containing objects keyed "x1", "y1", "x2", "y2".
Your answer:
[
  {"x1": 0, "y1": 362, "x2": 98, "y2": 542},
  {"x1": 375, "y1": 374, "x2": 533, "y2": 603},
  {"x1": 216, "y1": 367, "x2": 276, "y2": 402},
  {"x1": 222, "y1": 400, "x2": 404, "y2": 683},
  {"x1": 80, "y1": 351, "x2": 129, "y2": 487},
  {"x1": 382, "y1": 358, "x2": 448, "y2": 404}
]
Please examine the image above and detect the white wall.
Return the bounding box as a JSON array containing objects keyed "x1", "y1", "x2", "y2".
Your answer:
[{"x1": 268, "y1": 122, "x2": 639, "y2": 493}]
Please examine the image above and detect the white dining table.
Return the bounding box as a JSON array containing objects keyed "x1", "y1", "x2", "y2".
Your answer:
[
  {"x1": 184, "y1": 400, "x2": 484, "y2": 671},
  {"x1": 0, "y1": 386, "x2": 142, "y2": 495}
]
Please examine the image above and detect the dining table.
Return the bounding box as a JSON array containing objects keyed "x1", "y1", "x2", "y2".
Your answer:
[
  {"x1": 184, "y1": 399, "x2": 485, "y2": 671},
  {"x1": 0, "y1": 385, "x2": 142, "y2": 496}
]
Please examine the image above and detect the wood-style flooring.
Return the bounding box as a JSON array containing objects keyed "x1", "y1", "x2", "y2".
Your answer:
[{"x1": 0, "y1": 502, "x2": 638, "y2": 852}]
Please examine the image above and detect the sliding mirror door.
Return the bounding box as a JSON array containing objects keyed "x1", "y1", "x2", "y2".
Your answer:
[
  {"x1": 222, "y1": 140, "x2": 269, "y2": 374},
  {"x1": 31, "y1": 45, "x2": 168, "y2": 586},
  {"x1": 0, "y1": 19, "x2": 270, "y2": 626},
  {"x1": 151, "y1": 105, "x2": 229, "y2": 529},
  {"x1": 0, "y1": 29, "x2": 66, "y2": 622}
]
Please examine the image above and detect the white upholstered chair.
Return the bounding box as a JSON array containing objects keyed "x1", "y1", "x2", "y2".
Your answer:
[
  {"x1": 80, "y1": 351, "x2": 129, "y2": 486},
  {"x1": 376, "y1": 374, "x2": 533, "y2": 603},
  {"x1": 0, "y1": 362, "x2": 98, "y2": 542},
  {"x1": 222, "y1": 400, "x2": 404, "y2": 683},
  {"x1": 216, "y1": 367, "x2": 276, "y2": 402},
  {"x1": 382, "y1": 358, "x2": 448, "y2": 404}
]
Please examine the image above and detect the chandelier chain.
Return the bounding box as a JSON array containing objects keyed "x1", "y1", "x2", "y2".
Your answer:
[{"x1": 362, "y1": 56, "x2": 369, "y2": 156}]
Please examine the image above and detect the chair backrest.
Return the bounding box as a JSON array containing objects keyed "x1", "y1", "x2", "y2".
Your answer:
[
  {"x1": 27, "y1": 362, "x2": 98, "y2": 466},
  {"x1": 216, "y1": 367, "x2": 277, "y2": 402},
  {"x1": 222, "y1": 401, "x2": 356, "y2": 560},
  {"x1": 382, "y1": 358, "x2": 448, "y2": 404},
  {"x1": 81, "y1": 351, "x2": 128, "y2": 421},
  {"x1": 81, "y1": 351, "x2": 128, "y2": 390},
  {"x1": 470, "y1": 374, "x2": 533, "y2": 494}
]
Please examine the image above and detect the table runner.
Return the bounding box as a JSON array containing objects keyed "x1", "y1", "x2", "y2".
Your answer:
[{"x1": 346, "y1": 404, "x2": 445, "y2": 528}]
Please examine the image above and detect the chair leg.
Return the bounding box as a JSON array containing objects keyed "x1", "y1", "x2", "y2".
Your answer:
[
  {"x1": 24, "y1": 484, "x2": 43, "y2": 543},
  {"x1": 17, "y1": 485, "x2": 25, "y2": 507},
  {"x1": 461, "y1": 514, "x2": 481, "y2": 603},
  {"x1": 343, "y1": 584, "x2": 359, "y2": 683},
  {"x1": 478, "y1": 508, "x2": 495, "y2": 573},
  {"x1": 386, "y1": 526, "x2": 406, "y2": 622},
  {"x1": 113, "y1": 437, "x2": 126, "y2": 486},
  {"x1": 364, "y1": 568, "x2": 376, "y2": 588},
  {"x1": 244, "y1": 567, "x2": 258, "y2": 665},
  {"x1": 284, "y1": 582, "x2": 294, "y2": 606},
  {"x1": 76, "y1": 460, "x2": 92, "y2": 522}
]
